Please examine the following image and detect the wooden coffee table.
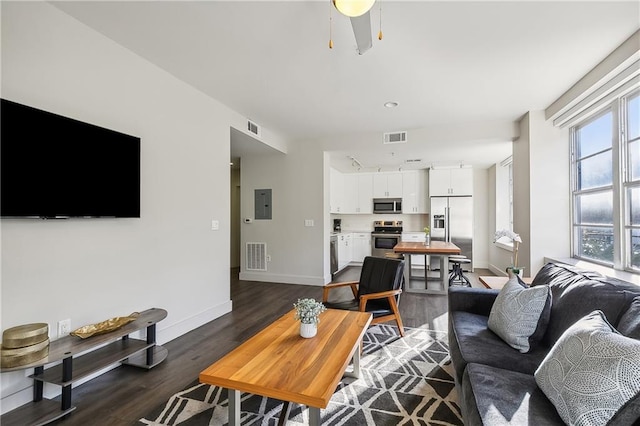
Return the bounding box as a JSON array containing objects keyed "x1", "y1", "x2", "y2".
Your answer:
[{"x1": 199, "y1": 309, "x2": 372, "y2": 426}]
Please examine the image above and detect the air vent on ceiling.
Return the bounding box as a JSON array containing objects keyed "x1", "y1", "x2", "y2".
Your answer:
[
  {"x1": 247, "y1": 120, "x2": 261, "y2": 137},
  {"x1": 405, "y1": 159, "x2": 422, "y2": 164},
  {"x1": 246, "y1": 242, "x2": 267, "y2": 271},
  {"x1": 383, "y1": 131, "x2": 407, "y2": 144}
]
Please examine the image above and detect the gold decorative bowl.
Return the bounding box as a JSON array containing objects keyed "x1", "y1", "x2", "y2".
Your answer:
[
  {"x1": 71, "y1": 313, "x2": 139, "y2": 339},
  {"x1": 2, "y1": 323, "x2": 48, "y2": 349}
]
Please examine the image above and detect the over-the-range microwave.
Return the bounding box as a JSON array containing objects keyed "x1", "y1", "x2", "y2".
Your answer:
[{"x1": 373, "y1": 198, "x2": 402, "y2": 214}]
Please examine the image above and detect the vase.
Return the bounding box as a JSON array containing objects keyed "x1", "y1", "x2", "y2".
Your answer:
[
  {"x1": 424, "y1": 234, "x2": 430, "y2": 246},
  {"x1": 300, "y1": 322, "x2": 317, "y2": 338}
]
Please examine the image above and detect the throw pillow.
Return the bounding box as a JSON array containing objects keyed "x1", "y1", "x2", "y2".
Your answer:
[
  {"x1": 617, "y1": 296, "x2": 640, "y2": 340},
  {"x1": 487, "y1": 276, "x2": 551, "y2": 353},
  {"x1": 534, "y1": 310, "x2": 640, "y2": 426}
]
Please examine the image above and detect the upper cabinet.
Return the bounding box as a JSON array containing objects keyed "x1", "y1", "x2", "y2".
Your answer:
[
  {"x1": 342, "y1": 174, "x2": 373, "y2": 214},
  {"x1": 373, "y1": 173, "x2": 403, "y2": 198},
  {"x1": 330, "y1": 168, "x2": 344, "y2": 213},
  {"x1": 429, "y1": 168, "x2": 473, "y2": 196},
  {"x1": 402, "y1": 170, "x2": 428, "y2": 214}
]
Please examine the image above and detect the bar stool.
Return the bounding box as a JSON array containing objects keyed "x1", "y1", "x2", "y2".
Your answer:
[{"x1": 449, "y1": 257, "x2": 471, "y2": 287}]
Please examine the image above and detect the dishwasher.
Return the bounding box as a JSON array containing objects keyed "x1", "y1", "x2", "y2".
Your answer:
[{"x1": 330, "y1": 235, "x2": 338, "y2": 276}]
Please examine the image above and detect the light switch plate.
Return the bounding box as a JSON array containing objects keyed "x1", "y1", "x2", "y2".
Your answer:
[
  {"x1": 304, "y1": 219, "x2": 314, "y2": 227},
  {"x1": 211, "y1": 220, "x2": 219, "y2": 230}
]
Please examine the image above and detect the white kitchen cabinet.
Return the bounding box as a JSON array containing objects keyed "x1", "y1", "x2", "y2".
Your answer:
[
  {"x1": 341, "y1": 174, "x2": 373, "y2": 214},
  {"x1": 429, "y1": 168, "x2": 473, "y2": 196},
  {"x1": 373, "y1": 173, "x2": 403, "y2": 198},
  {"x1": 350, "y1": 233, "x2": 371, "y2": 263},
  {"x1": 337, "y1": 233, "x2": 352, "y2": 269},
  {"x1": 356, "y1": 174, "x2": 373, "y2": 213},
  {"x1": 330, "y1": 168, "x2": 344, "y2": 213},
  {"x1": 402, "y1": 170, "x2": 428, "y2": 213}
]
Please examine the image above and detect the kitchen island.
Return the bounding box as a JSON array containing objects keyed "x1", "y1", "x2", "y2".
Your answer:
[{"x1": 393, "y1": 241, "x2": 461, "y2": 294}]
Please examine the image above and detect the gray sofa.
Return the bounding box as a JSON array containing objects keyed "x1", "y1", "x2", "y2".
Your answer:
[{"x1": 448, "y1": 262, "x2": 640, "y2": 425}]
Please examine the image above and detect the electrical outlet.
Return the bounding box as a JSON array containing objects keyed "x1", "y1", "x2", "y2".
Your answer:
[{"x1": 58, "y1": 319, "x2": 71, "y2": 337}]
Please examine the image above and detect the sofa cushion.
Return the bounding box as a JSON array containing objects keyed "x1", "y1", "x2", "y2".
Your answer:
[
  {"x1": 617, "y1": 296, "x2": 640, "y2": 339},
  {"x1": 448, "y1": 311, "x2": 548, "y2": 385},
  {"x1": 488, "y1": 276, "x2": 551, "y2": 353},
  {"x1": 535, "y1": 310, "x2": 640, "y2": 426},
  {"x1": 461, "y1": 363, "x2": 565, "y2": 426},
  {"x1": 531, "y1": 263, "x2": 640, "y2": 347}
]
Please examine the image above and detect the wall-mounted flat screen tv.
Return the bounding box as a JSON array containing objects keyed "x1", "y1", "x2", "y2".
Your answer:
[{"x1": 1, "y1": 99, "x2": 141, "y2": 218}]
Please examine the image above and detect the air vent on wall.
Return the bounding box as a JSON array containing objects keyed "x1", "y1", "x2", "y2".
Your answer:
[
  {"x1": 247, "y1": 120, "x2": 261, "y2": 137},
  {"x1": 383, "y1": 131, "x2": 407, "y2": 144},
  {"x1": 246, "y1": 242, "x2": 267, "y2": 271}
]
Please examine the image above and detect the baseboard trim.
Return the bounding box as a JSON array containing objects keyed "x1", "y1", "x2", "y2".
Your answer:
[
  {"x1": 239, "y1": 271, "x2": 325, "y2": 286},
  {"x1": 488, "y1": 263, "x2": 508, "y2": 277}
]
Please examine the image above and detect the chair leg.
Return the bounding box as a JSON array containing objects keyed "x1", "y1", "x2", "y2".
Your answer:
[{"x1": 388, "y1": 296, "x2": 405, "y2": 337}]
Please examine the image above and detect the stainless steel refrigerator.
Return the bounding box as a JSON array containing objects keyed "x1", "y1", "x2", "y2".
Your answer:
[{"x1": 430, "y1": 196, "x2": 473, "y2": 272}]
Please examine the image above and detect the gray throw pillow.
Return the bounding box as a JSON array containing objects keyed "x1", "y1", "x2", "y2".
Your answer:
[
  {"x1": 617, "y1": 297, "x2": 640, "y2": 339},
  {"x1": 534, "y1": 310, "x2": 640, "y2": 426},
  {"x1": 487, "y1": 276, "x2": 551, "y2": 353}
]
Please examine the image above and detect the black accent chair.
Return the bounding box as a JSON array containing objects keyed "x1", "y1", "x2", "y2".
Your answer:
[{"x1": 322, "y1": 256, "x2": 406, "y2": 337}]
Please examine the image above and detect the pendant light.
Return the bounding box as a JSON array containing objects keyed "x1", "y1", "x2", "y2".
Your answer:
[{"x1": 332, "y1": 0, "x2": 375, "y2": 18}]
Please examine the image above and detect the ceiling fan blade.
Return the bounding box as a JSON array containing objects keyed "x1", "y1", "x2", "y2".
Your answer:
[{"x1": 350, "y1": 11, "x2": 372, "y2": 55}]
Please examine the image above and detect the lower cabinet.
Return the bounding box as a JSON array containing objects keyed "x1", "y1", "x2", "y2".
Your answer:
[
  {"x1": 350, "y1": 233, "x2": 372, "y2": 264},
  {"x1": 338, "y1": 234, "x2": 352, "y2": 270}
]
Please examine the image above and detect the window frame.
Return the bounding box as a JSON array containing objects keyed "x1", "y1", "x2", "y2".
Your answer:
[{"x1": 570, "y1": 88, "x2": 640, "y2": 273}]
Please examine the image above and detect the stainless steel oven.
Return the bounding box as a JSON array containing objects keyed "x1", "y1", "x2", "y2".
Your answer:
[{"x1": 371, "y1": 220, "x2": 403, "y2": 257}]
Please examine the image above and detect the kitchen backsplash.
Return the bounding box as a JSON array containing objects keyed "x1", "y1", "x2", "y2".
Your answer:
[{"x1": 332, "y1": 214, "x2": 429, "y2": 232}]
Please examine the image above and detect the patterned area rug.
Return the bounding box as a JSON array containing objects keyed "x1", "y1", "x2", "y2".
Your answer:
[{"x1": 138, "y1": 324, "x2": 462, "y2": 425}]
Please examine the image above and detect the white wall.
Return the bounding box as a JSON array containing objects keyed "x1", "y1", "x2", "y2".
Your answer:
[
  {"x1": 473, "y1": 168, "x2": 490, "y2": 269},
  {"x1": 512, "y1": 111, "x2": 570, "y2": 277},
  {"x1": 0, "y1": 2, "x2": 241, "y2": 411},
  {"x1": 239, "y1": 141, "x2": 326, "y2": 285}
]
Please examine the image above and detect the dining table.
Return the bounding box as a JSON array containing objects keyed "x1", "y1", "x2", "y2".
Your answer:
[{"x1": 393, "y1": 241, "x2": 462, "y2": 294}]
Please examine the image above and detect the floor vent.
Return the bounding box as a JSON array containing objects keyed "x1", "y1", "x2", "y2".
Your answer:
[
  {"x1": 247, "y1": 120, "x2": 261, "y2": 138},
  {"x1": 246, "y1": 242, "x2": 267, "y2": 271},
  {"x1": 383, "y1": 131, "x2": 407, "y2": 144}
]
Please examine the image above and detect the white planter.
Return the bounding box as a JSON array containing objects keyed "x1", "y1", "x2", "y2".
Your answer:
[{"x1": 300, "y1": 322, "x2": 317, "y2": 338}]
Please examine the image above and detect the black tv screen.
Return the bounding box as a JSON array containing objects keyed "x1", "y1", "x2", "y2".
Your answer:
[{"x1": 1, "y1": 99, "x2": 140, "y2": 218}]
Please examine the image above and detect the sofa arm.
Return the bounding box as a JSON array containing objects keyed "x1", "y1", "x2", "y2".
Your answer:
[{"x1": 448, "y1": 286, "x2": 500, "y2": 317}]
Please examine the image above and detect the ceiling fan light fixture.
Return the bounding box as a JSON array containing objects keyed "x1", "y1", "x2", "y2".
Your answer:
[{"x1": 333, "y1": 0, "x2": 375, "y2": 18}]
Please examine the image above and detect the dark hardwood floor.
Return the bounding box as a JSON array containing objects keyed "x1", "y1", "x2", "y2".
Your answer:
[{"x1": 50, "y1": 266, "x2": 492, "y2": 425}]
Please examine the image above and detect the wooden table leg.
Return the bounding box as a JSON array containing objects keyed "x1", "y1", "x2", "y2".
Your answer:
[
  {"x1": 228, "y1": 389, "x2": 240, "y2": 426},
  {"x1": 309, "y1": 407, "x2": 321, "y2": 426}
]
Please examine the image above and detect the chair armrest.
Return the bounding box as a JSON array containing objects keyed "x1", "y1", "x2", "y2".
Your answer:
[
  {"x1": 359, "y1": 289, "x2": 402, "y2": 302},
  {"x1": 323, "y1": 281, "x2": 359, "y2": 302},
  {"x1": 448, "y1": 286, "x2": 499, "y2": 316},
  {"x1": 358, "y1": 289, "x2": 402, "y2": 311}
]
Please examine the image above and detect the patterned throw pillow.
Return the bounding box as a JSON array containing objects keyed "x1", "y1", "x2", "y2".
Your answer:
[
  {"x1": 534, "y1": 310, "x2": 640, "y2": 426},
  {"x1": 487, "y1": 276, "x2": 551, "y2": 353}
]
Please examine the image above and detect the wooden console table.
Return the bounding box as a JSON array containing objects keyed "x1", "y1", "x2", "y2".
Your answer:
[{"x1": 0, "y1": 307, "x2": 168, "y2": 426}]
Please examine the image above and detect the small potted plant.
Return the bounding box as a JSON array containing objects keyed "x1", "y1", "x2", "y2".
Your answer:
[
  {"x1": 293, "y1": 298, "x2": 327, "y2": 338},
  {"x1": 424, "y1": 226, "x2": 431, "y2": 246}
]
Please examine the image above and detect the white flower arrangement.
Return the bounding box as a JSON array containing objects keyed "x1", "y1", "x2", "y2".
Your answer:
[
  {"x1": 494, "y1": 229, "x2": 523, "y2": 274},
  {"x1": 293, "y1": 298, "x2": 326, "y2": 325}
]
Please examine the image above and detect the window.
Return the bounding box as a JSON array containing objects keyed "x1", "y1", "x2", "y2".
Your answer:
[
  {"x1": 495, "y1": 156, "x2": 514, "y2": 247},
  {"x1": 571, "y1": 89, "x2": 639, "y2": 272}
]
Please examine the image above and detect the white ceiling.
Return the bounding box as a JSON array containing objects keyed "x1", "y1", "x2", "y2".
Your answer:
[{"x1": 52, "y1": 1, "x2": 640, "y2": 171}]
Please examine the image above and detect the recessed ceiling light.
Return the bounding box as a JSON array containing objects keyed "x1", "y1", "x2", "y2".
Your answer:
[{"x1": 384, "y1": 101, "x2": 398, "y2": 108}]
